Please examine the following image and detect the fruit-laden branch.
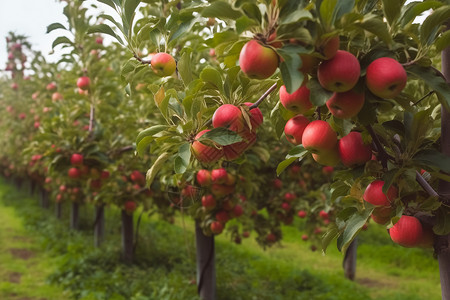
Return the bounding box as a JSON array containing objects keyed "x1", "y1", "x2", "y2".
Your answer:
[
  {"x1": 413, "y1": 90, "x2": 435, "y2": 106},
  {"x1": 108, "y1": 145, "x2": 135, "y2": 156},
  {"x1": 133, "y1": 53, "x2": 151, "y2": 65},
  {"x1": 365, "y1": 125, "x2": 394, "y2": 168},
  {"x1": 249, "y1": 82, "x2": 278, "y2": 109}
]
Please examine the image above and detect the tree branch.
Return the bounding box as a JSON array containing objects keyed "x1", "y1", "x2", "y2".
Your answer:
[
  {"x1": 249, "y1": 83, "x2": 278, "y2": 109},
  {"x1": 134, "y1": 53, "x2": 151, "y2": 65},
  {"x1": 365, "y1": 125, "x2": 394, "y2": 168}
]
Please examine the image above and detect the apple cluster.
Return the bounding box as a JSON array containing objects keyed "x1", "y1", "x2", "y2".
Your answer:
[
  {"x1": 195, "y1": 168, "x2": 244, "y2": 235},
  {"x1": 192, "y1": 102, "x2": 263, "y2": 163}
]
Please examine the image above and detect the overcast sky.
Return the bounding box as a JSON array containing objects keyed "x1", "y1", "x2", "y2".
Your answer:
[{"x1": 0, "y1": 0, "x2": 429, "y2": 74}]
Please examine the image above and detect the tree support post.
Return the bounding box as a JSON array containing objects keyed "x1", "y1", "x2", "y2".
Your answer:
[
  {"x1": 121, "y1": 209, "x2": 134, "y2": 264},
  {"x1": 343, "y1": 237, "x2": 358, "y2": 280},
  {"x1": 40, "y1": 188, "x2": 49, "y2": 209},
  {"x1": 438, "y1": 40, "x2": 450, "y2": 300},
  {"x1": 55, "y1": 202, "x2": 62, "y2": 219},
  {"x1": 195, "y1": 220, "x2": 216, "y2": 300},
  {"x1": 94, "y1": 204, "x2": 105, "y2": 247},
  {"x1": 70, "y1": 202, "x2": 79, "y2": 230}
]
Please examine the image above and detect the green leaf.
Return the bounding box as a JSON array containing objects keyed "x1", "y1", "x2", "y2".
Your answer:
[
  {"x1": 98, "y1": 0, "x2": 118, "y2": 10},
  {"x1": 146, "y1": 152, "x2": 171, "y2": 188},
  {"x1": 201, "y1": 1, "x2": 242, "y2": 20},
  {"x1": 406, "y1": 64, "x2": 450, "y2": 110},
  {"x1": 99, "y1": 13, "x2": 124, "y2": 34},
  {"x1": 236, "y1": 16, "x2": 258, "y2": 34},
  {"x1": 178, "y1": 51, "x2": 194, "y2": 85},
  {"x1": 357, "y1": 14, "x2": 392, "y2": 45},
  {"x1": 124, "y1": 0, "x2": 141, "y2": 26},
  {"x1": 278, "y1": 45, "x2": 307, "y2": 94},
  {"x1": 381, "y1": 0, "x2": 404, "y2": 26},
  {"x1": 420, "y1": 5, "x2": 450, "y2": 46},
  {"x1": 434, "y1": 30, "x2": 450, "y2": 52},
  {"x1": 174, "y1": 143, "x2": 191, "y2": 174},
  {"x1": 413, "y1": 149, "x2": 450, "y2": 174},
  {"x1": 433, "y1": 207, "x2": 450, "y2": 235},
  {"x1": 307, "y1": 78, "x2": 333, "y2": 107},
  {"x1": 276, "y1": 157, "x2": 298, "y2": 176},
  {"x1": 136, "y1": 125, "x2": 169, "y2": 156},
  {"x1": 318, "y1": 0, "x2": 355, "y2": 28},
  {"x1": 286, "y1": 145, "x2": 308, "y2": 159},
  {"x1": 322, "y1": 223, "x2": 340, "y2": 253},
  {"x1": 46, "y1": 23, "x2": 67, "y2": 33},
  {"x1": 200, "y1": 66, "x2": 223, "y2": 92},
  {"x1": 399, "y1": 1, "x2": 443, "y2": 27},
  {"x1": 169, "y1": 17, "x2": 198, "y2": 43},
  {"x1": 337, "y1": 207, "x2": 373, "y2": 252},
  {"x1": 87, "y1": 24, "x2": 124, "y2": 44},
  {"x1": 240, "y1": 3, "x2": 262, "y2": 24},
  {"x1": 51, "y1": 36, "x2": 73, "y2": 49},
  {"x1": 280, "y1": 9, "x2": 313, "y2": 25},
  {"x1": 198, "y1": 127, "x2": 243, "y2": 146}
]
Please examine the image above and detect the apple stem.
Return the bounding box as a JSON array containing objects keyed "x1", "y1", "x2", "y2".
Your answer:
[
  {"x1": 133, "y1": 52, "x2": 151, "y2": 65},
  {"x1": 249, "y1": 83, "x2": 278, "y2": 109},
  {"x1": 316, "y1": 107, "x2": 321, "y2": 120}
]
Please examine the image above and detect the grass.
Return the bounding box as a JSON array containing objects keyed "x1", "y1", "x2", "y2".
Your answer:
[{"x1": 0, "y1": 178, "x2": 443, "y2": 299}]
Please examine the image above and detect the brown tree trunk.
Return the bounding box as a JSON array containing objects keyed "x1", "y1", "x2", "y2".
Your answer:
[
  {"x1": 195, "y1": 221, "x2": 216, "y2": 300},
  {"x1": 55, "y1": 202, "x2": 62, "y2": 219},
  {"x1": 94, "y1": 204, "x2": 105, "y2": 247},
  {"x1": 343, "y1": 237, "x2": 357, "y2": 280},
  {"x1": 40, "y1": 188, "x2": 49, "y2": 209},
  {"x1": 121, "y1": 209, "x2": 134, "y2": 264},
  {"x1": 70, "y1": 202, "x2": 79, "y2": 230},
  {"x1": 438, "y1": 33, "x2": 450, "y2": 300}
]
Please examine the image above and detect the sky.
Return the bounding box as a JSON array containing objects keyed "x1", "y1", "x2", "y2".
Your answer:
[{"x1": 0, "y1": 0, "x2": 429, "y2": 73}]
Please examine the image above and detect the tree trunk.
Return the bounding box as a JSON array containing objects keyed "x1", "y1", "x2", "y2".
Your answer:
[
  {"x1": 94, "y1": 204, "x2": 105, "y2": 247},
  {"x1": 70, "y1": 202, "x2": 79, "y2": 230},
  {"x1": 30, "y1": 180, "x2": 36, "y2": 196},
  {"x1": 195, "y1": 221, "x2": 216, "y2": 300},
  {"x1": 121, "y1": 209, "x2": 134, "y2": 264},
  {"x1": 55, "y1": 202, "x2": 62, "y2": 219},
  {"x1": 40, "y1": 188, "x2": 49, "y2": 209},
  {"x1": 343, "y1": 237, "x2": 358, "y2": 280},
  {"x1": 439, "y1": 33, "x2": 450, "y2": 300}
]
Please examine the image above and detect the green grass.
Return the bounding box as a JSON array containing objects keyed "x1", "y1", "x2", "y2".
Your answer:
[{"x1": 0, "y1": 178, "x2": 442, "y2": 299}]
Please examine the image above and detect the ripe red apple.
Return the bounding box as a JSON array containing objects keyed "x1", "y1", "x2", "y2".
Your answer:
[
  {"x1": 338, "y1": 132, "x2": 372, "y2": 167},
  {"x1": 326, "y1": 89, "x2": 365, "y2": 119},
  {"x1": 389, "y1": 215, "x2": 423, "y2": 248},
  {"x1": 124, "y1": 201, "x2": 137, "y2": 213},
  {"x1": 242, "y1": 231, "x2": 250, "y2": 238},
  {"x1": 211, "y1": 184, "x2": 235, "y2": 198},
  {"x1": 130, "y1": 170, "x2": 145, "y2": 185},
  {"x1": 281, "y1": 202, "x2": 291, "y2": 211},
  {"x1": 301, "y1": 234, "x2": 309, "y2": 241},
  {"x1": 95, "y1": 36, "x2": 103, "y2": 44},
  {"x1": 210, "y1": 221, "x2": 224, "y2": 234},
  {"x1": 201, "y1": 194, "x2": 216, "y2": 210},
  {"x1": 314, "y1": 227, "x2": 323, "y2": 235},
  {"x1": 191, "y1": 129, "x2": 224, "y2": 164},
  {"x1": 319, "y1": 210, "x2": 329, "y2": 219},
  {"x1": 284, "y1": 115, "x2": 310, "y2": 145},
  {"x1": 363, "y1": 180, "x2": 398, "y2": 206},
  {"x1": 68, "y1": 167, "x2": 81, "y2": 179},
  {"x1": 299, "y1": 54, "x2": 320, "y2": 74},
  {"x1": 151, "y1": 52, "x2": 176, "y2": 77},
  {"x1": 11, "y1": 83, "x2": 18, "y2": 90},
  {"x1": 215, "y1": 210, "x2": 230, "y2": 223},
  {"x1": 239, "y1": 39, "x2": 279, "y2": 79},
  {"x1": 371, "y1": 206, "x2": 393, "y2": 225},
  {"x1": 90, "y1": 179, "x2": 102, "y2": 189},
  {"x1": 52, "y1": 92, "x2": 63, "y2": 102},
  {"x1": 322, "y1": 166, "x2": 334, "y2": 175},
  {"x1": 222, "y1": 129, "x2": 256, "y2": 160},
  {"x1": 302, "y1": 120, "x2": 338, "y2": 154},
  {"x1": 243, "y1": 102, "x2": 263, "y2": 131},
  {"x1": 266, "y1": 233, "x2": 277, "y2": 243},
  {"x1": 231, "y1": 204, "x2": 244, "y2": 218},
  {"x1": 317, "y1": 35, "x2": 340, "y2": 60},
  {"x1": 70, "y1": 153, "x2": 84, "y2": 166},
  {"x1": 46, "y1": 82, "x2": 57, "y2": 91},
  {"x1": 317, "y1": 50, "x2": 360, "y2": 92},
  {"x1": 312, "y1": 147, "x2": 340, "y2": 166},
  {"x1": 211, "y1": 168, "x2": 228, "y2": 184},
  {"x1": 100, "y1": 170, "x2": 110, "y2": 179},
  {"x1": 279, "y1": 85, "x2": 312, "y2": 114},
  {"x1": 77, "y1": 76, "x2": 90, "y2": 91},
  {"x1": 298, "y1": 210, "x2": 307, "y2": 218},
  {"x1": 212, "y1": 104, "x2": 244, "y2": 132},
  {"x1": 366, "y1": 57, "x2": 407, "y2": 99},
  {"x1": 284, "y1": 192, "x2": 296, "y2": 202},
  {"x1": 273, "y1": 178, "x2": 282, "y2": 189},
  {"x1": 196, "y1": 169, "x2": 212, "y2": 187},
  {"x1": 181, "y1": 185, "x2": 198, "y2": 198}
]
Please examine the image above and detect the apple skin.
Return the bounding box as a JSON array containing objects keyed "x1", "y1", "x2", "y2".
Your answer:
[
  {"x1": 298, "y1": 210, "x2": 307, "y2": 218},
  {"x1": 317, "y1": 35, "x2": 340, "y2": 60},
  {"x1": 210, "y1": 221, "x2": 224, "y2": 234},
  {"x1": 317, "y1": 50, "x2": 360, "y2": 92},
  {"x1": 243, "y1": 102, "x2": 263, "y2": 131},
  {"x1": 68, "y1": 167, "x2": 81, "y2": 179},
  {"x1": 211, "y1": 168, "x2": 228, "y2": 184},
  {"x1": 284, "y1": 115, "x2": 310, "y2": 145},
  {"x1": 239, "y1": 39, "x2": 279, "y2": 79},
  {"x1": 299, "y1": 54, "x2": 320, "y2": 74},
  {"x1": 52, "y1": 92, "x2": 63, "y2": 102},
  {"x1": 338, "y1": 131, "x2": 372, "y2": 167},
  {"x1": 266, "y1": 233, "x2": 277, "y2": 243},
  {"x1": 151, "y1": 53, "x2": 176, "y2": 77},
  {"x1": 326, "y1": 89, "x2": 365, "y2": 119},
  {"x1": 215, "y1": 210, "x2": 230, "y2": 223},
  {"x1": 231, "y1": 204, "x2": 244, "y2": 218},
  {"x1": 212, "y1": 104, "x2": 244, "y2": 132},
  {"x1": 312, "y1": 147, "x2": 340, "y2": 166},
  {"x1": 223, "y1": 129, "x2": 256, "y2": 160},
  {"x1": 196, "y1": 169, "x2": 212, "y2": 187},
  {"x1": 191, "y1": 129, "x2": 224, "y2": 164},
  {"x1": 319, "y1": 210, "x2": 329, "y2": 219},
  {"x1": 130, "y1": 170, "x2": 146, "y2": 186},
  {"x1": 363, "y1": 180, "x2": 398, "y2": 206},
  {"x1": 77, "y1": 76, "x2": 90, "y2": 91},
  {"x1": 366, "y1": 57, "x2": 407, "y2": 99},
  {"x1": 371, "y1": 206, "x2": 393, "y2": 225},
  {"x1": 46, "y1": 82, "x2": 57, "y2": 91},
  {"x1": 389, "y1": 215, "x2": 423, "y2": 248},
  {"x1": 201, "y1": 194, "x2": 216, "y2": 210},
  {"x1": 70, "y1": 153, "x2": 84, "y2": 166},
  {"x1": 279, "y1": 85, "x2": 312, "y2": 114},
  {"x1": 211, "y1": 184, "x2": 235, "y2": 198},
  {"x1": 302, "y1": 120, "x2": 338, "y2": 154}
]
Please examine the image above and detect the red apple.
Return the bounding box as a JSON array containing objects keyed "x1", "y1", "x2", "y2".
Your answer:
[
  {"x1": 239, "y1": 39, "x2": 279, "y2": 79},
  {"x1": 298, "y1": 210, "x2": 307, "y2": 218},
  {"x1": 101, "y1": 170, "x2": 110, "y2": 179},
  {"x1": 301, "y1": 234, "x2": 309, "y2": 241},
  {"x1": 279, "y1": 85, "x2": 312, "y2": 114},
  {"x1": 284, "y1": 192, "x2": 296, "y2": 202},
  {"x1": 319, "y1": 210, "x2": 329, "y2": 219},
  {"x1": 371, "y1": 206, "x2": 393, "y2": 225},
  {"x1": 299, "y1": 54, "x2": 320, "y2": 74},
  {"x1": 281, "y1": 202, "x2": 291, "y2": 211},
  {"x1": 196, "y1": 169, "x2": 212, "y2": 186},
  {"x1": 215, "y1": 210, "x2": 230, "y2": 223},
  {"x1": 77, "y1": 76, "x2": 90, "y2": 91},
  {"x1": 191, "y1": 129, "x2": 224, "y2": 164},
  {"x1": 338, "y1": 132, "x2": 372, "y2": 167},
  {"x1": 243, "y1": 102, "x2": 263, "y2": 131},
  {"x1": 311, "y1": 147, "x2": 340, "y2": 166},
  {"x1": 151, "y1": 52, "x2": 176, "y2": 77},
  {"x1": 326, "y1": 89, "x2": 365, "y2": 119},
  {"x1": 124, "y1": 201, "x2": 137, "y2": 213},
  {"x1": 302, "y1": 120, "x2": 338, "y2": 154},
  {"x1": 11, "y1": 83, "x2": 18, "y2": 90},
  {"x1": 322, "y1": 166, "x2": 334, "y2": 175},
  {"x1": 363, "y1": 180, "x2": 398, "y2": 206},
  {"x1": 266, "y1": 233, "x2": 277, "y2": 243},
  {"x1": 211, "y1": 184, "x2": 235, "y2": 198},
  {"x1": 52, "y1": 92, "x2": 63, "y2": 102},
  {"x1": 231, "y1": 204, "x2": 244, "y2": 218},
  {"x1": 182, "y1": 185, "x2": 198, "y2": 198},
  {"x1": 68, "y1": 167, "x2": 81, "y2": 179},
  {"x1": 317, "y1": 50, "x2": 360, "y2": 92},
  {"x1": 317, "y1": 35, "x2": 340, "y2": 60},
  {"x1": 46, "y1": 82, "x2": 57, "y2": 91},
  {"x1": 366, "y1": 57, "x2": 407, "y2": 99},
  {"x1": 212, "y1": 104, "x2": 244, "y2": 132},
  {"x1": 201, "y1": 194, "x2": 216, "y2": 210},
  {"x1": 284, "y1": 115, "x2": 310, "y2": 145},
  {"x1": 130, "y1": 170, "x2": 145, "y2": 185},
  {"x1": 273, "y1": 179, "x2": 282, "y2": 189},
  {"x1": 222, "y1": 129, "x2": 256, "y2": 160},
  {"x1": 211, "y1": 168, "x2": 228, "y2": 184},
  {"x1": 95, "y1": 36, "x2": 103, "y2": 44},
  {"x1": 70, "y1": 153, "x2": 84, "y2": 166},
  {"x1": 389, "y1": 215, "x2": 423, "y2": 248},
  {"x1": 210, "y1": 221, "x2": 224, "y2": 234}
]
